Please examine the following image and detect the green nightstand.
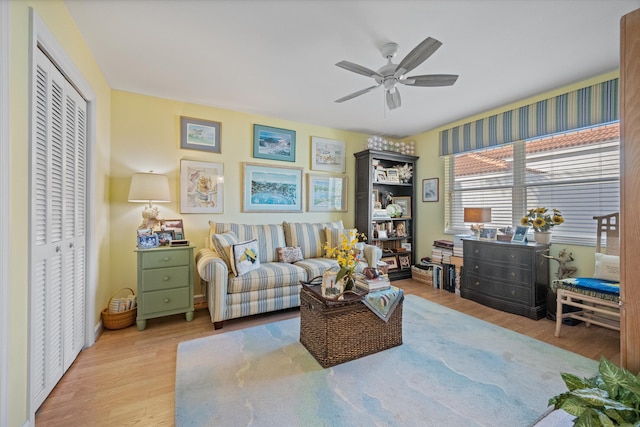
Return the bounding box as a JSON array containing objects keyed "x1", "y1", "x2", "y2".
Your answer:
[{"x1": 134, "y1": 245, "x2": 195, "y2": 331}]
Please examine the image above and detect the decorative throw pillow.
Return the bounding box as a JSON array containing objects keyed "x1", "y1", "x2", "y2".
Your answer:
[
  {"x1": 324, "y1": 228, "x2": 357, "y2": 258},
  {"x1": 593, "y1": 253, "x2": 620, "y2": 282},
  {"x1": 230, "y1": 239, "x2": 261, "y2": 276},
  {"x1": 211, "y1": 231, "x2": 239, "y2": 269},
  {"x1": 277, "y1": 246, "x2": 304, "y2": 263}
]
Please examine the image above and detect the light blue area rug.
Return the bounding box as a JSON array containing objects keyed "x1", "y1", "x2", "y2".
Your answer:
[{"x1": 175, "y1": 295, "x2": 597, "y2": 426}]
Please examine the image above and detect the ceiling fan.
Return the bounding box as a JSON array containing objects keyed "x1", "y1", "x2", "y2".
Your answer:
[{"x1": 335, "y1": 37, "x2": 458, "y2": 110}]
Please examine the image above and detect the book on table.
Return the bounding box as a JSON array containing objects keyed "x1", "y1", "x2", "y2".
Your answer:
[{"x1": 355, "y1": 275, "x2": 391, "y2": 292}]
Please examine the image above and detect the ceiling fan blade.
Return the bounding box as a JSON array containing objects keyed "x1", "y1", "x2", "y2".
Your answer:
[
  {"x1": 385, "y1": 89, "x2": 401, "y2": 110},
  {"x1": 401, "y1": 74, "x2": 459, "y2": 87},
  {"x1": 395, "y1": 37, "x2": 442, "y2": 76},
  {"x1": 335, "y1": 84, "x2": 380, "y2": 103},
  {"x1": 335, "y1": 60, "x2": 382, "y2": 78}
]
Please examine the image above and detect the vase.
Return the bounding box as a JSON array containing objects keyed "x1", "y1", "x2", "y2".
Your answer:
[{"x1": 534, "y1": 231, "x2": 552, "y2": 244}]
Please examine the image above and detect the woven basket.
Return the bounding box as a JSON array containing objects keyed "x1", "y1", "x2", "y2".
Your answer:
[
  {"x1": 101, "y1": 287, "x2": 137, "y2": 330},
  {"x1": 411, "y1": 265, "x2": 433, "y2": 286}
]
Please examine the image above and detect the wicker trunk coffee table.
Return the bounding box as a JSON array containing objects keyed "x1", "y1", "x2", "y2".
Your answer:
[{"x1": 299, "y1": 283, "x2": 403, "y2": 368}]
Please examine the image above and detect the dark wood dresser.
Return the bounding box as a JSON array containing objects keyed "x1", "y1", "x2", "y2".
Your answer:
[{"x1": 462, "y1": 239, "x2": 549, "y2": 320}]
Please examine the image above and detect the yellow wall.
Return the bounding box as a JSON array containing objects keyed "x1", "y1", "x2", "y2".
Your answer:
[
  {"x1": 409, "y1": 70, "x2": 621, "y2": 277},
  {"x1": 8, "y1": 1, "x2": 111, "y2": 425},
  {"x1": 110, "y1": 90, "x2": 370, "y2": 297}
]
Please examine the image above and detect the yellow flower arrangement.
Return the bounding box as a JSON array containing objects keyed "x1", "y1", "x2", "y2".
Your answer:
[
  {"x1": 324, "y1": 230, "x2": 366, "y2": 290},
  {"x1": 521, "y1": 207, "x2": 564, "y2": 232}
]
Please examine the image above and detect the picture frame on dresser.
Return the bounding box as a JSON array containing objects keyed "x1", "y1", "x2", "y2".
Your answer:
[
  {"x1": 156, "y1": 230, "x2": 174, "y2": 246},
  {"x1": 512, "y1": 225, "x2": 529, "y2": 243},
  {"x1": 162, "y1": 219, "x2": 185, "y2": 240},
  {"x1": 479, "y1": 227, "x2": 497, "y2": 240}
]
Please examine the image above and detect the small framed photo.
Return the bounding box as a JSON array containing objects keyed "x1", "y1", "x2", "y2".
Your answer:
[
  {"x1": 156, "y1": 230, "x2": 174, "y2": 246},
  {"x1": 372, "y1": 189, "x2": 380, "y2": 209},
  {"x1": 392, "y1": 196, "x2": 411, "y2": 218},
  {"x1": 381, "y1": 255, "x2": 399, "y2": 271},
  {"x1": 180, "y1": 116, "x2": 221, "y2": 153},
  {"x1": 162, "y1": 219, "x2": 185, "y2": 240},
  {"x1": 398, "y1": 253, "x2": 411, "y2": 270},
  {"x1": 375, "y1": 169, "x2": 387, "y2": 183},
  {"x1": 512, "y1": 225, "x2": 529, "y2": 243},
  {"x1": 385, "y1": 168, "x2": 400, "y2": 183},
  {"x1": 311, "y1": 137, "x2": 346, "y2": 173},
  {"x1": 253, "y1": 124, "x2": 296, "y2": 162},
  {"x1": 137, "y1": 234, "x2": 159, "y2": 249},
  {"x1": 307, "y1": 174, "x2": 347, "y2": 212},
  {"x1": 479, "y1": 227, "x2": 498, "y2": 240},
  {"x1": 422, "y1": 178, "x2": 439, "y2": 202},
  {"x1": 401, "y1": 242, "x2": 412, "y2": 252}
]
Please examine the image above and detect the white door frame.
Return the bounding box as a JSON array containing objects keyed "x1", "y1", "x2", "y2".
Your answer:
[
  {"x1": 0, "y1": 1, "x2": 10, "y2": 426},
  {"x1": 28, "y1": 8, "x2": 98, "y2": 422}
]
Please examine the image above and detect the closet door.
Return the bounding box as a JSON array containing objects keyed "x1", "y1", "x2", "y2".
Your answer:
[{"x1": 30, "y1": 48, "x2": 87, "y2": 410}]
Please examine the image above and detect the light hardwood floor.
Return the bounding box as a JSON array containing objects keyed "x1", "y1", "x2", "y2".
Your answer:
[{"x1": 35, "y1": 279, "x2": 620, "y2": 426}]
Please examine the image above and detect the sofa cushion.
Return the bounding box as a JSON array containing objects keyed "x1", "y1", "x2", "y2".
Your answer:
[
  {"x1": 209, "y1": 221, "x2": 285, "y2": 263},
  {"x1": 226, "y1": 262, "x2": 307, "y2": 294},
  {"x1": 593, "y1": 253, "x2": 620, "y2": 282},
  {"x1": 294, "y1": 258, "x2": 339, "y2": 282},
  {"x1": 211, "y1": 231, "x2": 239, "y2": 268},
  {"x1": 277, "y1": 246, "x2": 304, "y2": 263},
  {"x1": 324, "y1": 228, "x2": 357, "y2": 257},
  {"x1": 230, "y1": 239, "x2": 261, "y2": 276},
  {"x1": 283, "y1": 221, "x2": 343, "y2": 259}
]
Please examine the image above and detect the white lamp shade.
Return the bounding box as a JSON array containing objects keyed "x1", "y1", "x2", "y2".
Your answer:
[{"x1": 128, "y1": 173, "x2": 171, "y2": 203}]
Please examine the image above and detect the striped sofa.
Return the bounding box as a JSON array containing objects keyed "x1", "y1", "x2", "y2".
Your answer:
[{"x1": 196, "y1": 220, "x2": 382, "y2": 329}]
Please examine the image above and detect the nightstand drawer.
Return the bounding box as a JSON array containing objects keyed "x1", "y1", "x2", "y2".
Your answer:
[
  {"x1": 141, "y1": 250, "x2": 190, "y2": 269},
  {"x1": 141, "y1": 288, "x2": 190, "y2": 315},
  {"x1": 466, "y1": 274, "x2": 530, "y2": 304},
  {"x1": 142, "y1": 266, "x2": 189, "y2": 291}
]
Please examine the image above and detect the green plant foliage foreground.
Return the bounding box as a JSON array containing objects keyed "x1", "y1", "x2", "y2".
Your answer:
[{"x1": 549, "y1": 357, "x2": 640, "y2": 426}]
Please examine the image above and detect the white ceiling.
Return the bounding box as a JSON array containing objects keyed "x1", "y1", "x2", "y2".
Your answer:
[{"x1": 64, "y1": 0, "x2": 639, "y2": 139}]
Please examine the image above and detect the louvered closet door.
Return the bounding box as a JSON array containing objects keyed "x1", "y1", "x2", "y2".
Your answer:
[{"x1": 31, "y1": 48, "x2": 87, "y2": 410}]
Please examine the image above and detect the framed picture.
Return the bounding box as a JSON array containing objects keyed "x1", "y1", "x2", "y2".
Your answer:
[
  {"x1": 422, "y1": 178, "x2": 439, "y2": 202},
  {"x1": 512, "y1": 225, "x2": 529, "y2": 243},
  {"x1": 253, "y1": 124, "x2": 296, "y2": 162},
  {"x1": 392, "y1": 196, "x2": 412, "y2": 218},
  {"x1": 381, "y1": 255, "x2": 399, "y2": 270},
  {"x1": 307, "y1": 174, "x2": 347, "y2": 212},
  {"x1": 180, "y1": 116, "x2": 221, "y2": 153},
  {"x1": 398, "y1": 253, "x2": 411, "y2": 270},
  {"x1": 311, "y1": 137, "x2": 346, "y2": 173},
  {"x1": 156, "y1": 230, "x2": 174, "y2": 246},
  {"x1": 375, "y1": 169, "x2": 387, "y2": 183},
  {"x1": 372, "y1": 189, "x2": 380, "y2": 209},
  {"x1": 479, "y1": 227, "x2": 498, "y2": 240},
  {"x1": 162, "y1": 219, "x2": 185, "y2": 240},
  {"x1": 180, "y1": 159, "x2": 224, "y2": 214},
  {"x1": 401, "y1": 242, "x2": 412, "y2": 252},
  {"x1": 243, "y1": 163, "x2": 303, "y2": 212},
  {"x1": 137, "y1": 234, "x2": 159, "y2": 249},
  {"x1": 386, "y1": 168, "x2": 400, "y2": 183}
]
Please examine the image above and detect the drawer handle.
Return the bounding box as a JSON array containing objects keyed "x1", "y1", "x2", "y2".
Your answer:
[
  {"x1": 164, "y1": 298, "x2": 170, "y2": 303},
  {"x1": 510, "y1": 272, "x2": 515, "y2": 278},
  {"x1": 474, "y1": 249, "x2": 479, "y2": 254},
  {"x1": 474, "y1": 281, "x2": 480, "y2": 286},
  {"x1": 510, "y1": 254, "x2": 515, "y2": 259},
  {"x1": 474, "y1": 265, "x2": 479, "y2": 270},
  {"x1": 163, "y1": 257, "x2": 170, "y2": 262},
  {"x1": 163, "y1": 276, "x2": 170, "y2": 281},
  {"x1": 511, "y1": 290, "x2": 516, "y2": 296}
]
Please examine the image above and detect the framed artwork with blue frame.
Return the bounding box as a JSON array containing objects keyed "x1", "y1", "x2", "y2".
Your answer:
[{"x1": 253, "y1": 124, "x2": 296, "y2": 162}]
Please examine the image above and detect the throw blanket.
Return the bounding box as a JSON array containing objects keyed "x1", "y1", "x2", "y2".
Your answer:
[{"x1": 362, "y1": 286, "x2": 403, "y2": 322}]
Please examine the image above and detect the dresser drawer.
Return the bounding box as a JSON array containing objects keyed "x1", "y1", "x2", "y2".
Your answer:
[
  {"x1": 142, "y1": 266, "x2": 189, "y2": 291},
  {"x1": 141, "y1": 288, "x2": 190, "y2": 315},
  {"x1": 465, "y1": 261, "x2": 529, "y2": 285},
  {"x1": 465, "y1": 244, "x2": 530, "y2": 267},
  {"x1": 141, "y1": 250, "x2": 190, "y2": 269},
  {"x1": 465, "y1": 274, "x2": 531, "y2": 304}
]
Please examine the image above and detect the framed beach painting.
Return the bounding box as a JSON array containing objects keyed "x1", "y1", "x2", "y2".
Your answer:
[
  {"x1": 253, "y1": 124, "x2": 296, "y2": 162},
  {"x1": 311, "y1": 137, "x2": 346, "y2": 173},
  {"x1": 307, "y1": 174, "x2": 347, "y2": 212},
  {"x1": 242, "y1": 163, "x2": 303, "y2": 212},
  {"x1": 180, "y1": 116, "x2": 221, "y2": 153},
  {"x1": 180, "y1": 159, "x2": 224, "y2": 213}
]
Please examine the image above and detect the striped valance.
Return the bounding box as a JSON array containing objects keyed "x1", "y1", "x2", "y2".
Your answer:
[{"x1": 439, "y1": 78, "x2": 619, "y2": 156}]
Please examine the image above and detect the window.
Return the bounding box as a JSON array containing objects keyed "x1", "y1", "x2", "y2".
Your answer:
[{"x1": 445, "y1": 123, "x2": 620, "y2": 245}]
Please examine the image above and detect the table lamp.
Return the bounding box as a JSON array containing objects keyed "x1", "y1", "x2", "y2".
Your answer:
[
  {"x1": 464, "y1": 207, "x2": 491, "y2": 237},
  {"x1": 128, "y1": 172, "x2": 171, "y2": 229}
]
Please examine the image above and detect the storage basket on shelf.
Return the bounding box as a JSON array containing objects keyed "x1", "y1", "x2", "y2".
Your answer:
[
  {"x1": 411, "y1": 265, "x2": 433, "y2": 286},
  {"x1": 101, "y1": 287, "x2": 137, "y2": 330}
]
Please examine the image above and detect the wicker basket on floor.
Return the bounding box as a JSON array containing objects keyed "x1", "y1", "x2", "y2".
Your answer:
[{"x1": 101, "y1": 287, "x2": 137, "y2": 330}]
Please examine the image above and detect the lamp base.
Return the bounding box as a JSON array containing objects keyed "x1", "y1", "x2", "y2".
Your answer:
[{"x1": 139, "y1": 206, "x2": 162, "y2": 230}]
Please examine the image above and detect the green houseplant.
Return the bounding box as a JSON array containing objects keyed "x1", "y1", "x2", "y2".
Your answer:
[{"x1": 549, "y1": 356, "x2": 640, "y2": 426}]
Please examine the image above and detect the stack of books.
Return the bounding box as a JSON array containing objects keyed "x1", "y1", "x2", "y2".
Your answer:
[
  {"x1": 431, "y1": 240, "x2": 454, "y2": 264},
  {"x1": 355, "y1": 274, "x2": 391, "y2": 292}
]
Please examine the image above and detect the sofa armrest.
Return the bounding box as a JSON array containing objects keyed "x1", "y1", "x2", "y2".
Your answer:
[
  {"x1": 362, "y1": 244, "x2": 383, "y2": 267},
  {"x1": 196, "y1": 248, "x2": 229, "y2": 323}
]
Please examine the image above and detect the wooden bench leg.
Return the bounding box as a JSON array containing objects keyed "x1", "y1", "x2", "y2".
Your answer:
[{"x1": 555, "y1": 290, "x2": 563, "y2": 337}]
